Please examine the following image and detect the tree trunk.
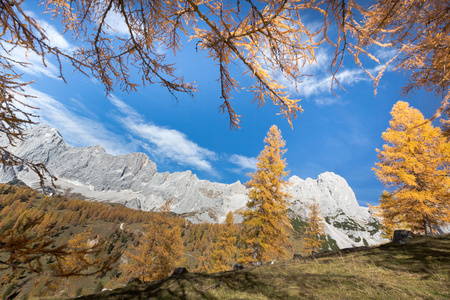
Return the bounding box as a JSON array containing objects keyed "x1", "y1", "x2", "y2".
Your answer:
[
  {"x1": 253, "y1": 243, "x2": 259, "y2": 262},
  {"x1": 423, "y1": 216, "x2": 431, "y2": 235},
  {"x1": 253, "y1": 227, "x2": 261, "y2": 262}
]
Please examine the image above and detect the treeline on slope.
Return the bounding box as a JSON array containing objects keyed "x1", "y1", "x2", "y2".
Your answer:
[
  {"x1": 0, "y1": 185, "x2": 159, "y2": 230},
  {"x1": 0, "y1": 183, "x2": 323, "y2": 298}
]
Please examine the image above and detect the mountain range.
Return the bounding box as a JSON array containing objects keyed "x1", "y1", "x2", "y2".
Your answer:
[{"x1": 0, "y1": 125, "x2": 386, "y2": 248}]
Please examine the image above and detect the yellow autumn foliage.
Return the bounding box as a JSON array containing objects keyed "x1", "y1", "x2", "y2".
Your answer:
[
  {"x1": 374, "y1": 101, "x2": 450, "y2": 235},
  {"x1": 241, "y1": 125, "x2": 292, "y2": 263},
  {"x1": 120, "y1": 213, "x2": 185, "y2": 282},
  {"x1": 211, "y1": 211, "x2": 237, "y2": 272},
  {"x1": 302, "y1": 199, "x2": 325, "y2": 255}
]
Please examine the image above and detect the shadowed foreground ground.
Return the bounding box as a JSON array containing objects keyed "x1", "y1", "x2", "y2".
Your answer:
[{"x1": 74, "y1": 234, "x2": 450, "y2": 300}]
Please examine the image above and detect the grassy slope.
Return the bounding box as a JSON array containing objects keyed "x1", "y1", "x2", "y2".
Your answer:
[{"x1": 76, "y1": 234, "x2": 450, "y2": 300}]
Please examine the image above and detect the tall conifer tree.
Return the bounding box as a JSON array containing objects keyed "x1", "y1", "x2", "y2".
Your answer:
[
  {"x1": 374, "y1": 101, "x2": 450, "y2": 235},
  {"x1": 302, "y1": 199, "x2": 325, "y2": 255},
  {"x1": 241, "y1": 125, "x2": 292, "y2": 263},
  {"x1": 211, "y1": 211, "x2": 237, "y2": 272}
]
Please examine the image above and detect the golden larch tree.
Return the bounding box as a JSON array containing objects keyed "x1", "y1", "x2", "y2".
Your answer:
[
  {"x1": 241, "y1": 125, "x2": 292, "y2": 263},
  {"x1": 120, "y1": 204, "x2": 185, "y2": 282},
  {"x1": 62, "y1": 228, "x2": 96, "y2": 274},
  {"x1": 193, "y1": 243, "x2": 212, "y2": 273},
  {"x1": 211, "y1": 211, "x2": 237, "y2": 272},
  {"x1": 302, "y1": 198, "x2": 325, "y2": 255},
  {"x1": 192, "y1": 223, "x2": 215, "y2": 273},
  {"x1": 375, "y1": 191, "x2": 412, "y2": 239},
  {"x1": 373, "y1": 101, "x2": 450, "y2": 235}
]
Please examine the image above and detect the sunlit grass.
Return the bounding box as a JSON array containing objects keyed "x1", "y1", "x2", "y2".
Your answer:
[{"x1": 75, "y1": 234, "x2": 450, "y2": 300}]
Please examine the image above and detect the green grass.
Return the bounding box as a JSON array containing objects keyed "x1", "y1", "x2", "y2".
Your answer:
[{"x1": 73, "y1": 234, "x2": 450, "y2": 300}]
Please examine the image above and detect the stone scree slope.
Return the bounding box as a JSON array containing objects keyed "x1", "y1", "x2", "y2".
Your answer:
[{"x1": 0, "y1": 125, "x2": 386, "y2": 248}]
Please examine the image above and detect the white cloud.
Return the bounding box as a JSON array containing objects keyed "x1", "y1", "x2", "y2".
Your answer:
[
  {"x1": 375, "y1": 48, "x2": 399, "y2": 62},
  {"x1": 294, "y1": 68, "x2": 370, "y2": 98},
  {"x1": 101, "y1": 9, "x2": 167, "y2": 55},
  {"x1": 17, "y1": 87, "x2": 132, "y2": 155},
  {"x1": 299, "y1": 50, "x2": 330, "y2": 75},
  {"x1": 109, "y1": 95, "x2": 217, "y2": 174},
  {"x1": 229, "y1": 154, "x2": 257, "y2": 171},
  {"x1": 2, "y1": 12, "x2": 74, "y2": 80},
  {"x1": 24, "y1": 11, "x2": 74, "y2": 52},
  {"x1": 103, "y1": 10, "x2": 130, "y2": 37},
  {"x1": 39, "y1": 21, "x2": 73, "y2": 52},
  {"x1": 268, "y1": 45, "x2": 373, "y2": 106},
  {"x1": 4, "y1": 47, "x2": 61, "y2": 79},
  {"x1": 314, "y1": 97, "x2": 339, "y2": 106},
  {"x1": 109, "y1": 95, "x2": 141, "y2": 119}
]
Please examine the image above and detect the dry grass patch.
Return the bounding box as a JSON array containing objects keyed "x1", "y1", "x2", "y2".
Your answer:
[{"x1": 75, "y1": 234, "x2": 449, "y2": 300}]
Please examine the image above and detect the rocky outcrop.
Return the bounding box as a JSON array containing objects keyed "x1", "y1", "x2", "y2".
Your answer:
[
  {"x1": 287, "y1": 173, "x2": 384, "y2": 248},
  {"x1": 0, "y1": 125, "x2": 387, "y2": 248},
  {"x1": 392, "y1": 230, "x2": 414, "y2": 244}
]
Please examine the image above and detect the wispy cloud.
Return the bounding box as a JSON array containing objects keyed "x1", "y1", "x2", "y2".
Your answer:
[
  {"x1": 102, "y1": 9, "x2": 167, "y2": 54},
  {"x1": 229, "y1": 154, "x2": 257, "y2": 170},
  {"x1": 17, "y1": 87, "x2": 132, "y2": 155},
  {"x1": 314, "y1": 97, "x2": 339, "y2": 106},
  {"x1": 5, "y1": 47, "x2": 61, "y2": 79},
  {"x1": 14, "y1": 87, "x2": 218, "y2": 174},
  {"x1": 375, "y1": 48, "x2": 398, "y2": 62},
  {"x1": 298, "y1": 50, "x2": 330, "y2": 76},
  {"x1": 35, "y1": 16, "x2": 74, "y2": 52},
  {"x1": 103, "y1": 10, "x2": 130, "y2": 38},
  {"x1": 22, "y1": 10, "x2": 74, "y2": 52},
  {"x1": 294, "y1": 68, "x2": 370, "y2": 98},
  {"x1": 3, "y1": 11, "x2": 74, "y2": 80},
  {"x1": 269, "y1": 46, "x2": 372, "y2": 106},
  {"x1": 109, "y1": 95, "x2": 217, "y2": 174}
]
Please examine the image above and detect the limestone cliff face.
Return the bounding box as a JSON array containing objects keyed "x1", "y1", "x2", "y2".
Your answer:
[
  {"x1": 0, "y1": 125, "x2": 386, "y2": 248},
  {"x1": 287, "y1": 173, "x2": 383, "y2": 248}
]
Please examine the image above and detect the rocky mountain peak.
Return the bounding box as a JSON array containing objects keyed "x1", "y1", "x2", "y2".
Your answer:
[{"x1": 0, "y1": 125, "x2": 386, "y2": 249}]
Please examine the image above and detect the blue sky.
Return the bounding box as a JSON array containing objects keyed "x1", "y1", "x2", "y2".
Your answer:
[{"x1": 10, "y1": 2, "x2": 442, "y2": 207}]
